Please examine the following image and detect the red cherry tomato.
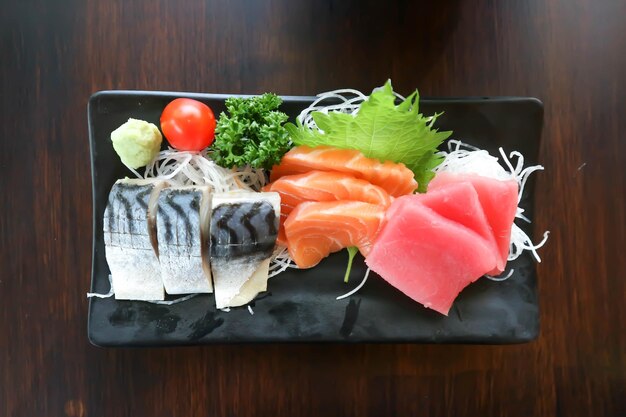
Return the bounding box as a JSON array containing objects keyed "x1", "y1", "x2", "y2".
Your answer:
[{"x1": 160, "y1": 98, "x2": 216, "y2": 151}]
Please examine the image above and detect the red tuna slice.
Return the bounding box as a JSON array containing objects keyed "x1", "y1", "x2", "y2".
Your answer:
[
  {"x1": 415, "y1": 182, "x2": 502, "y2": 272},
  {"x1": 429, "y1": 172, "x2": 518, "y2": 275},
  {"x1": 365, "y1": 199, "x2": 498, "y2": 315}
]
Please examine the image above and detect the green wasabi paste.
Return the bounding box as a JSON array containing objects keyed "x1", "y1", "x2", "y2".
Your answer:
[{"x1": 111, "y1": 118, "x2": 162, "y2": 169}]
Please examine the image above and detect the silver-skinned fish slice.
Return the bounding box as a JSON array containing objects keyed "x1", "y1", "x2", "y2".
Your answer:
[
  {"x1": 157, "y1": 186, "x2": 213, "y2": 294},
  {"x1": 210, "y1": 191, "x2": 280, "y2": 309},
  {"x1": 103, "y1": 178, "x2": 168, "y2": 300}
]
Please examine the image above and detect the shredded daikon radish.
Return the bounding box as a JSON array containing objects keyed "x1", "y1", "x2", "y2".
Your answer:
[
  {"x1": 485, "y1": 269, "x2": 515, "y2": 282},
  {"x1": 336, "y1": 268, "x2": 371, "y2": 300},
  {"x1": 434, "y1": 140, "x2": 513, "y2": 181},
  {"x1": 126, "y1": 165, "x2": 143, "y2": 179},
  {"x1": 148, "y1": 294, "x2": 199, "y2": 305},
  {"x1": 136, "y1": 147, "x2": 267, "y2": 192},
  {"x1": 436, "y1": 140, "x2": 549, "y2": 281},
  {"x1": 268, "y1": 245, "x2": 299, "y2": 278},
  {"x1": 87, "y1": 274, "x2": 115, "y2": 299}
]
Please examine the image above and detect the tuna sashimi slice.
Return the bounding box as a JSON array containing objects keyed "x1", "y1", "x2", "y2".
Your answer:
[
  {"x1": 285, "y1": 200, "x2": 386, "y2": 268},
  {"x1": 270, "y1": 145, "x2": 417, "y2": 197},
  {"x1": 429, "y1": 172, "x2": 518, "y2": 274},
  {"x1": 412, "y1": 182, "x2": 502, "y2": 272},
  {"x1": 365, "y1": 200, "x2": 498, "y2": 315}
]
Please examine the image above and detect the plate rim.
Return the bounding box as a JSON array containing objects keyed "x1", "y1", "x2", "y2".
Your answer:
[{"x1": 89, "y1": 89, "x2": 544, "y2": 107}]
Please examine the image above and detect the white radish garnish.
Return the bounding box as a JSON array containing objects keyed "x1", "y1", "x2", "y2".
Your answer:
[
  {"x1": 268, "y1": 245, "x2": 299, "y2": 279},
  {"x1": 141, "y1": 147, "x2": 267, "y2": 192},
  {"x1": 86, "y1": 274, "x2": 115, "y2": 299},
  {"x1": 434, "y1": 140, "x2": 512, "y2": 181},
  {"x1": 336, "y1": 268, "x2": 371, "y2": 300}
]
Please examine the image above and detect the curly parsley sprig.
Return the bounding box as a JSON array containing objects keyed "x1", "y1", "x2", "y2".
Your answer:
[{"x1": 212, "y1": 93, "x2": 291, "y2": 170}]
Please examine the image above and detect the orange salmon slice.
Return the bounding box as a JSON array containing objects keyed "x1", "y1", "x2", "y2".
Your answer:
[
  {"x1": 267, "y1": 170, "x2": 393, "y2": 214},
  {"x1": 270, "y1": 145, "x2": 417, "y2": 197},
  {"x1": 284, "y1": 200, "x2": 386, "y2": 268}
]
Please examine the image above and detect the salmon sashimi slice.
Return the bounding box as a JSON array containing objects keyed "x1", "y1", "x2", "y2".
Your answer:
[
  {"x1": 260, "y1": 185, "x2": 290, "y2": 246},
  {"x1": 267, "y1": 170, "x2": 393, "y2": 214},
  {"x1": 265, "y1": 170, "x2": 392, "y2": 248},
  {"x1": 276, "y1": 212, "x2": 289, "y2": 246},
  {"x1": 284, "y1": 201, "x2": 386, "y2": 268},
  {"x1": 270, "y1": 145, "x2": 418, "y2": 197}
]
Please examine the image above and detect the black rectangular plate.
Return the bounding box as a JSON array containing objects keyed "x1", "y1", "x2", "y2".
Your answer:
[{"x1": 88, "y1": 91, "x2": 543, "y2": 346}]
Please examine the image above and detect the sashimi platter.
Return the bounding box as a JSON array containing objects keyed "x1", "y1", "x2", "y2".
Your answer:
[{"x1": 88, "y1": 81, "x2": 547, "y2": 345}]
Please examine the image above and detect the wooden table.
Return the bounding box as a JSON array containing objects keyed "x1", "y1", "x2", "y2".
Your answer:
[{"x1": 1, "y1": 1, "x2": 624, "y2": 416}]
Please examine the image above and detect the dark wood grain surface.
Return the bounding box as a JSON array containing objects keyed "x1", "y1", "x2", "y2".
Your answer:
[{"x1": 1, "y1": 1, "x2": 624, "y2": 416}]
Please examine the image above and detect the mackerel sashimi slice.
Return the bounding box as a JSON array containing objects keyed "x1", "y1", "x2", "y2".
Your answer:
[
  {"x1": 284, "y1": 200, "x2": 386, "y2": 268},
  {"x1": 429, "y1": 172, "x2": 518, "y2": 274},
  {"x1": 157, "y1": 186, "x2": 213, "y2": 295},
  {"x1": 270, "y1": 145, "x2": 418, "y2": 197},
  {"x1": 365, "y1": 197, "x2": 499, "y2": 315},
  {"x1": 103, "y1": 178, "x2": 168, "y2": 301},
  {"x1": 210, "y1": 192, "x2": 281, "y2": 309}
]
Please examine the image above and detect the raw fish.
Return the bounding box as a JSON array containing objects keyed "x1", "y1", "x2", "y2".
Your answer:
[
  {"x1": 103, "y1": 178, "x2": 168, "y2": 300},
  {"x1": 270, "y1": 145, "x2": 417, "y2": 197},
  {"x1": 210, "y1": 192, "x2": 280, "y2": 309},
  {"x1": 415, "y1": 182, "x2": 501, "y2": 271},
  {"x1": 265, "y1": 170, "x2": 392, "y2": 246},
  {"x1": 266, "y1": 170, "x2": 392, "y2": 213},
  {"x1": 284, "y1": 200, "x2": 386, "y2": 268},
  {"x1": 365, "y1": 196, "x2": 499, "y2": 315},
  {"x1": 157, "y1": 186, "x2": 213, "y2": 295},
  {"x1": 429, "y1": 172, "x2": 518, "y2": 274}
]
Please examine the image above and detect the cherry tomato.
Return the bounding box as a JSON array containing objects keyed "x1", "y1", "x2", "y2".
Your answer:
[{"x1": 160, "y1": 98, "x2": 216, "y2": 151}]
